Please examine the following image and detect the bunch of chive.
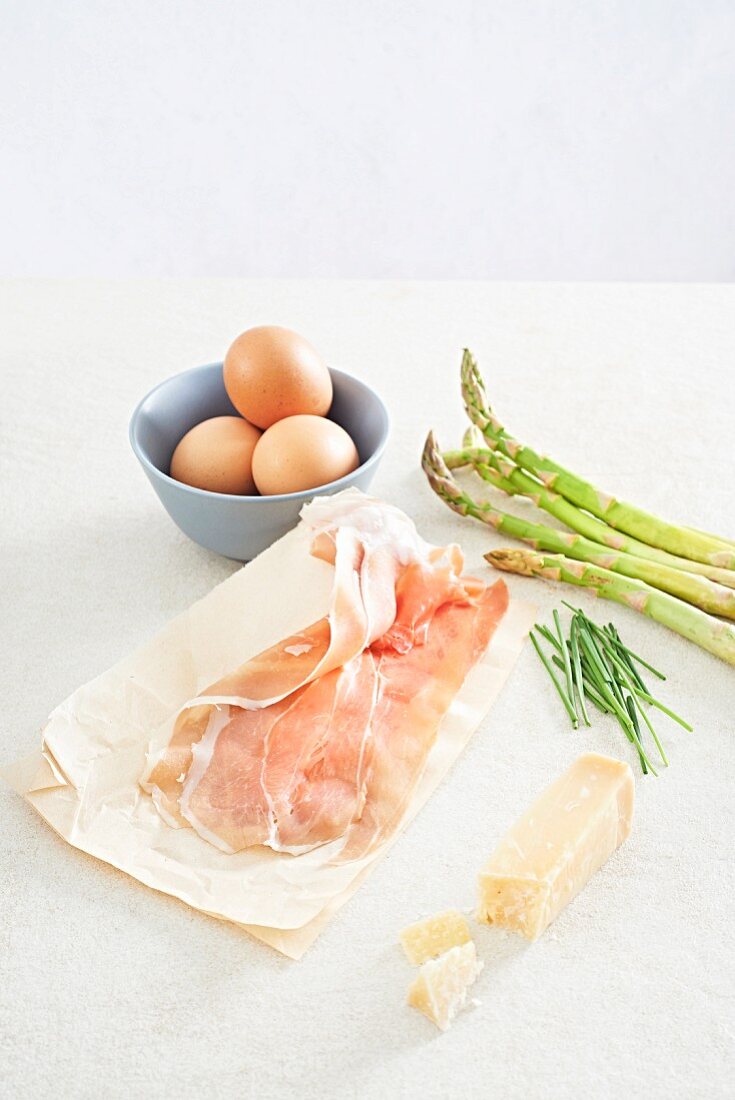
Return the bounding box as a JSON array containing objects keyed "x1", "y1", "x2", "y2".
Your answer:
[{"x1": 530, "y1": 603, "x2": 692, "y2": 775}]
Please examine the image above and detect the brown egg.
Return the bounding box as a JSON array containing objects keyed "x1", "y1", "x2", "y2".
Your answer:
[
  {"x1": 223, "y1": 326, "x2": 333, "y2": 429},
  {"x1": 252, "y1": 415, "x2": 359, "y2": 496},
  {"x1": 170, "y1": 416, "x2": 261, "y2": 495}
]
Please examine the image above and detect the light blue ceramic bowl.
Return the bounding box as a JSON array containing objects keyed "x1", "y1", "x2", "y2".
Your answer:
[{"x1": 129, "y1": 362, "x2": 390, "y2": 560}]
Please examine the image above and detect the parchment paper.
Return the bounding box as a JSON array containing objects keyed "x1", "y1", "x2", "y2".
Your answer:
[{"x1": 4, "y1": 520, "x2": 535, "y2": 959}]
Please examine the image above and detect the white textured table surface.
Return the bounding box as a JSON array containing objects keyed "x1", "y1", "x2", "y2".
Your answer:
[{"x1": 2, "y1": 281, "x2": 734, "y2": 1099}]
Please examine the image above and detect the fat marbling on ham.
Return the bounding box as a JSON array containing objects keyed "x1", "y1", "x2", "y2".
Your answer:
[{"x1": 140, "y1": 490, "x2": 508, "y2": 859}]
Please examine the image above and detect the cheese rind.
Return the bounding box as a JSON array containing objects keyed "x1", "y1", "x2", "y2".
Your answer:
[
  {"x1": 407, "y1": 942, "x2": 482, "y2": 1031},
  {"x1": 477, "y1": 752, "x2": 634, "y2": 940},
  {"x1": 399, "y1": 909, "x2": 471, "y2": 965}
]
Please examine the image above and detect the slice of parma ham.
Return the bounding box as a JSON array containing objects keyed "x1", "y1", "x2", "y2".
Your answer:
[
  {"x1": 140, "y1": 490, "x2": 508, "y2": 857},
  {"x1": 141, "y1": 492, "x2": 431, "y2": 825}
]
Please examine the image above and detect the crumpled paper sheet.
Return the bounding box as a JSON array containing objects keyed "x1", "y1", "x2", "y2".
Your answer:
[{"x1": 3, "y1": 521, "x2": 536, "y2": 959}]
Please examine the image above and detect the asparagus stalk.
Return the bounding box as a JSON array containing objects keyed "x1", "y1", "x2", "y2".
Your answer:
[
  {"x1": 685, "y1": 526, "x2": 735, "y2": 549},
  {"x1": 443, "y1": 445, "x2": 735, "y2": 591},
  {"x1": 422, "y1": 433, "x2": 735, "y2": 620},
  {"x1": 460, "y1": 349, "x2": 735, "y2": 569},
  {"x1": 485, "y1": 548, "x2": 735, "y2": 667}
]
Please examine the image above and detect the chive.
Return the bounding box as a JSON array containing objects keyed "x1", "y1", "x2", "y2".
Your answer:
[
  {"x1": 609, "y1": 671, "x2": 654, "y2": 773},
  {"x1": 594, "y1": 622, "x2": 671, "y2": 769},
  {"x1": 597, "y1": 641, "x2": 628, "y2": 711},
  {"x1": 625, "y1": 695, "x2": 647, "y2": 774},
  {"x1": 604, "y1": 625, "x2": 640, "y2": 684},
  {"x1": 623, "y1": 680, "x2": 669, "y2": 767},
  {"x1": 534, "y1": 605, "x2": 688, "y2": 777},
  {"x1": 579, "y1": 652, "x2": 605, "y2": 696},
  {"x1": 530, "y1": 630, "x2": 578, "y2": 727},
  {"x1": 609, "y1": 649, "x2": 658, "y2": 774},
  {"x1": 578, "y1": 626, "x2": 615, "y2": 692},
  {"x1": 606, "y1": 624, "x2": 650, "y2": 694},
  {"x1": 576, "y1": 647, "x2": 606, "y2": 699},
  {"x1": 619, "y1": 644, "x2": 667, "y2": 683},
  {"x1": 551, "y1": 655, "x2": 609, "y2": 714},
  {"x1": 625, "y1": 695, "x2": 657, "y2": 776},
  {"x1": 599, "y1": 639, "x2": 645, "y2": 695},
  {"x1": 581, "y1": 682, "x2": 611, "y2": 715},
  {"x1": 578, "y1": 632, "x2": 635, "y2": 731},
  {"x1": 570, "y1": 618, "x2": 591, "y2": 727},
  {"x1": 534, "y1": 623, "x2": 561, "y2": 652},
  {"x1": 561, "y1": 601, "x2": 666, "y2": 680},
  {"x1": 554, "y1": 609, "x2": 577, "y2": 727},
  {"x1": 577, "y1": 641, "x2": 612, "y2": 702},
  {"x1": 634, "y1": 690, "x2": 693, "y2": 733}
]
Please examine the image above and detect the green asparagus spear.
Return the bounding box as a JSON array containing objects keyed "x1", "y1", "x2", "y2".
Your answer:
[
  {"x1": 460, "y1": 349, "x2": 735, "y2": 569},
  {"x1": 422, "y1": 434, "x2": 735, "y2": 620},
  {"x1": 486, "y1": 548, "x2": 735, "y2": 667},
  {"x1": 443, "y1": 445, "x2": 735, "y2": 591}
]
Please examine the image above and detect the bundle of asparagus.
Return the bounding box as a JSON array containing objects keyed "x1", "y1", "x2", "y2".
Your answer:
[{"x1": 422, "y1": 350, "x2": 735, "y2": 667}]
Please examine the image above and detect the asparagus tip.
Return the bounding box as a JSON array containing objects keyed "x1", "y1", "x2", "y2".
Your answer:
[{"x1": 485, "y1": 548, "x2": 547, "y2": 576}]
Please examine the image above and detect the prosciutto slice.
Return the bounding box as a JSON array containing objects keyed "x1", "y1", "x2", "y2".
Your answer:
[
  {"x1": 141, "y1": 490, "x2": 509, "y2": 858},
  {"x1": 180, "y1": 655, "x2": 380, "y2": 853},
  {"x1": 142, "y1": 492, "x2": 433, "y2": 823},
  {"x1": 338, "y1": 579, "x2": 508, "y2": 861}
]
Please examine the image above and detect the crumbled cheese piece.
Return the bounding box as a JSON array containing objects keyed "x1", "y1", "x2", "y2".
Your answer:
[
  {"x1": 477, "y1": 752, "x2": 634, "y2": 941},
  {"x1": 399, "y1": 909, "x2": 471, "y2": 965},
  {"x1": 407, "y1": 943, "x2": 482, "y2": 1031}
]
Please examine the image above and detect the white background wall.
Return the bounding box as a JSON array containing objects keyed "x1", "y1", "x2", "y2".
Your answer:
[{"x1": 3, "y1": 0, "x2": 734, "y2": 280}]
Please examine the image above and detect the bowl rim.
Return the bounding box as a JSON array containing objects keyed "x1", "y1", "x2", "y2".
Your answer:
[{"x1": 129, "y1": 361, "x2": 390, "y2": 504}]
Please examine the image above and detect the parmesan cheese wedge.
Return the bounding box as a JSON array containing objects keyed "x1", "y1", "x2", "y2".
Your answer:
[
  {"x1": 399, "y1": 909, "x2": 471, "y2": 965},
  {"x1": 407, "y1": 942, "x2": 483, "y2": 1031},
  {"x1": 477, "y1": 752, "x2": 634, "y2": 940}
]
